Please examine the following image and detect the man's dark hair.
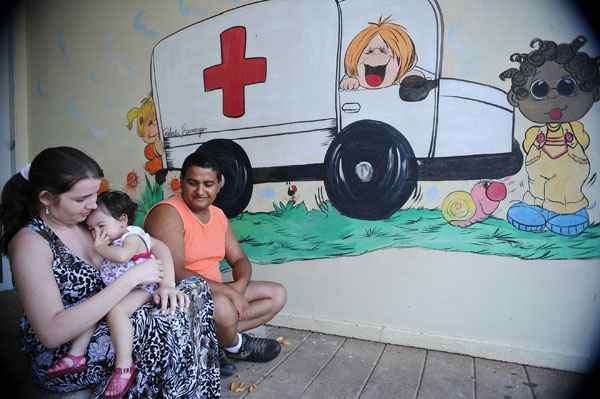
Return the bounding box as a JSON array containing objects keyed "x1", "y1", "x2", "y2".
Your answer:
[{"x1": 180, "y1": 149, "x2": 223, "y2": 181}]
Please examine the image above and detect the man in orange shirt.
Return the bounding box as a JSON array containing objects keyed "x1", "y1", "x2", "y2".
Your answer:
[{"x1": 145, "y1": 151, "x2": 286, "y2": 376}]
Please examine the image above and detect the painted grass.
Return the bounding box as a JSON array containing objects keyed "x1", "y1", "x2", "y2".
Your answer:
[
  {"x1": 226, "y1": 200, "x2": 600, "y2": 268},
  {"x1": 134, "y1": 175, "x2": 164, "y2": 227}
]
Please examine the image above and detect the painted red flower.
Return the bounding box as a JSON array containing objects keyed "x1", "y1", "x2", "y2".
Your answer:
[
  {"x1": 170, "y1": 177, "x2": 181, "y2": 192},
  {"x1": 99, "y1": 178, "x2": 110, "y2": 194},
  {"x1": 126, "y1": 170, "x2": 139, "y2": 188},
  {"x1": 536, "y1": 132, "x2": 545, "y2": 144},
  {"x1": 564, "y1": 131, "x2": 574, "y2": 143}
]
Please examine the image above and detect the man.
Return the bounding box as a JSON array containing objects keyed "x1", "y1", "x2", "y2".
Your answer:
[{"x1": 145, "y1": 151, "x2": 287, "y2": 376}]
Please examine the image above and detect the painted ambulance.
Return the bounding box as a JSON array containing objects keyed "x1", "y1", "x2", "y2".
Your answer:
[{"x1": 151, "y1": 0, "x2": 522, "y2": 220}]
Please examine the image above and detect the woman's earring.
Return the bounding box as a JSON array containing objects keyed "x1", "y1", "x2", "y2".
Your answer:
[{"x1": 44, "y1": 207, "x2": 50, "y2": 215}]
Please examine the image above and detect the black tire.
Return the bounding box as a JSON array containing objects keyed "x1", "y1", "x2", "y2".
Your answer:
[
  {"x1": 197, "y1": 140, "x2": 253, "y2": 218},
  {"x1": 324, "y1": 120, "x2": 417, "y2": 220}
]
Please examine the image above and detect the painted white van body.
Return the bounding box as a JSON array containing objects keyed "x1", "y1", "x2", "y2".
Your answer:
[{"x1": 151, "y1": 0, "x2": 521, "y2": 219}]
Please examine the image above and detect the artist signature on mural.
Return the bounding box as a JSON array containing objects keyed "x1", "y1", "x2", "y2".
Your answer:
[{"x1": 163, "y1": 125, "x2": 207, "y2": 138}]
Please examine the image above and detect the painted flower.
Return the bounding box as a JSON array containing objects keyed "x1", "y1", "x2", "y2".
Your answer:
[
  {"x1": 536, "y1": 132, "x2": 545, "y2": 144},
  {"x1": 170, "y1": 177, "x2": 181, "y2": 192},
  {"x1": 99, "y1": 178, "x2": 110, "y2": 194},
  {"x1": 123, "y1": 170, "x2": 141, "y2": 200},
  {"x1": 126, "y1": 170, "x2": 139, "y2": 188},
  {"x1": 565, "y1": 131, "x2": 574, "y2": 143}
]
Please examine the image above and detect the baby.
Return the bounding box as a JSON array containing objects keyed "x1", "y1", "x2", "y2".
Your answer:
[{"x1": 47, "y1": 190, "x2": 169, "y2": 398}]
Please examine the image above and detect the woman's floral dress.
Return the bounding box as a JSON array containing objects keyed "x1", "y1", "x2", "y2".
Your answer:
[{"x1": 19, "y1": 218, "x2": 221, "y2": 398}]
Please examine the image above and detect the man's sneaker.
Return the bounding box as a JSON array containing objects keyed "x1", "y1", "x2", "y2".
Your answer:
[
  {"x1": 219, "y1": 348, "x2": 237, "y2": 378},
  {"x1": 224, "y1": 333, "x2": 282, "y2": 363}
]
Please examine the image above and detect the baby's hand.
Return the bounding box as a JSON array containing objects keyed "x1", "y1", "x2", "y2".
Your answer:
[{"x1": 92, "y1": 229, "x2": 111, "y2": 249}]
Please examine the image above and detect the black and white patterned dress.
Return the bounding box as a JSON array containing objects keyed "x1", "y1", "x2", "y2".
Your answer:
[{"x1": 19, "y1": 218, "x2": 221, "y2": 398}]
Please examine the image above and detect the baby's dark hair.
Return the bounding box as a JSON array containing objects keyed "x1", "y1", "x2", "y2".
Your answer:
[
  {"x1": 499, "y1": 36, "x2": 600, "y2": 101},
  {"x1": 96, "y1": 190, "x2": 138, "y2": 226}
]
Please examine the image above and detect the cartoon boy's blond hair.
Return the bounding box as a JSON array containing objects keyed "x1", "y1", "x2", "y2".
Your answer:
[
  {"x1": 126, "y1": 95, "x2": 156, "y2": 137},
  {"x1": 344, "y1": 16, "x2": 417, "y2": 83}
]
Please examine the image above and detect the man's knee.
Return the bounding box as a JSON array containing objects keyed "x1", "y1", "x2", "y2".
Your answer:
[
  {"x1": 213, "y1": 292, "x2": 237, "y2": 328},
  {"x1": 270, "y1": 283, "x2": 287, "y2": 313}
]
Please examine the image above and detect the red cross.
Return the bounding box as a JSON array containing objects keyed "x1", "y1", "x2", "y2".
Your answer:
[{"x1": 203, "y1": 26, "x2": 267, "y2": 118}]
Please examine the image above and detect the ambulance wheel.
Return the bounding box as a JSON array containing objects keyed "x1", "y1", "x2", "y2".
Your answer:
[
  {"x1": 324, "y1": 120, "x2": 417, "y2": 220},
  {"x1": 197, "y1": 139, "x2": 253, "y2": 218}
]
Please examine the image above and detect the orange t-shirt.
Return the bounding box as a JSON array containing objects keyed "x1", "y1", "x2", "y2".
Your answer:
[{"x1": 155, "y1": 195, "x2": 227, "y2": 282}]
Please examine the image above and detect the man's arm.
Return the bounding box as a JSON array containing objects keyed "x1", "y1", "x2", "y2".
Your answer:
[
  {"x1": 144, "y1": 204, "x2": 198, "y2": 282},
  {"x1": 224, "y1": 222, "x2": 252, "y2": 295}
]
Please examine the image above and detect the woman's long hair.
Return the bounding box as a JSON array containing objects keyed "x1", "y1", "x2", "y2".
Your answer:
[{"x1": 0, "y1": 146, "x2": 104, "y2": 254}]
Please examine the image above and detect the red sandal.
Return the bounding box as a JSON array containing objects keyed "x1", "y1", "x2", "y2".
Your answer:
[
  {"x1": 47, "y1": 354, "x2": 87, "y2": 379},
  {"x1": 104, "y1": 365, "x2": 137, "y2": 399}
]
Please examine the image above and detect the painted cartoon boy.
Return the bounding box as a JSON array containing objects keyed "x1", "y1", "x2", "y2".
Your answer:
[
  {"x1": 127, "y1": 95, "x2": 164, "y2": 175},
  {"x1": 340, "y1": 16, "x2": 416, "y2": 90},
  {"x1": 500, "y1": 36, "x2": 600, "y2": 236}
]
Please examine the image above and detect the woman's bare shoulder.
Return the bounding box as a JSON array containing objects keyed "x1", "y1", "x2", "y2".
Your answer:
[
  {"x1": 10, "y1": 226, "x2": 48, "y2": 251},
  {"x1": 8, "y1": 226, "x2": 53, "y2": 272}
]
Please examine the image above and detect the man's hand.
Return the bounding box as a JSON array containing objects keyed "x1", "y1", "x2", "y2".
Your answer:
[
  {"x1": 226, "y1": 288, "x2": 250, "y2": 321},
  {"x1": 153, "y1": 286, "x2": 190, "y2": 314}
]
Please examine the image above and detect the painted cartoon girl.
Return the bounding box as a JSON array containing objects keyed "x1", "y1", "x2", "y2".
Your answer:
[
  {"x1": 340, "y1": 16, "x2": 417, "y2": 90},
  {"x1": 126, "y1": 95, "x2": 164, "y2": 175},
  {"x1": 500, "y1": 36, "x2": 600, "y2": 236}
]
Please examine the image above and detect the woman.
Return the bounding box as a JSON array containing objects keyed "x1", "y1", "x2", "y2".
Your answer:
[{"x1": 0, "y1": 147, "x2": 221, "y2": 398}]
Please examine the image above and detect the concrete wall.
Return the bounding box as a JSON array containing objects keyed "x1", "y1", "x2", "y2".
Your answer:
[{"x1": 240, "y1": 249, "x2": 600, "y2": 372}]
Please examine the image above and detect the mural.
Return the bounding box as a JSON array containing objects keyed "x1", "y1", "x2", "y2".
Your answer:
[
  {"x1": 126, "y1": 95, "x2": 164, "y2": 176},
  {"x1": 441, "y1": 181, "x2": 507, "y2": 227},
  {"x1": 339, "y1": 16, "x2": 416, "y2": 90},
  {"x1": 150, "y1": 0, "x2": 522, "y2": 221},
  {"x1": 108, "y1": 0, "x2": 599, "y2": 263},
  {"x1": 500, "y1": 36, "x2": 599, "y2": 236}
]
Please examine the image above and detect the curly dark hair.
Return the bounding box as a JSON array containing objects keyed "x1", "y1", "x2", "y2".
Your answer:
[
  {"x1": 499, "y1": 36, "x2": 600, "y2": 102},
  {"x1": 97, "y1": 190, "x2": 138, "y2": 226}
]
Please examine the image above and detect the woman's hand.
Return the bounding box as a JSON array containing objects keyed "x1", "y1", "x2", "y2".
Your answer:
[
  {"x1": 125, "y1": 258, "x2": 164, "y2": 286},
  {"x1": 153, "y1": 286, "x2": 190, "y2": 314}
]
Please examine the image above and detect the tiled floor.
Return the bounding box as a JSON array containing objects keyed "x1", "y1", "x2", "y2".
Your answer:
[
  {"x1": 220, "y1": 326, "x2": 587, "y2": 399},
  {"x1": 0, "y1": 290, "x2": 590, "y2": 398}
]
